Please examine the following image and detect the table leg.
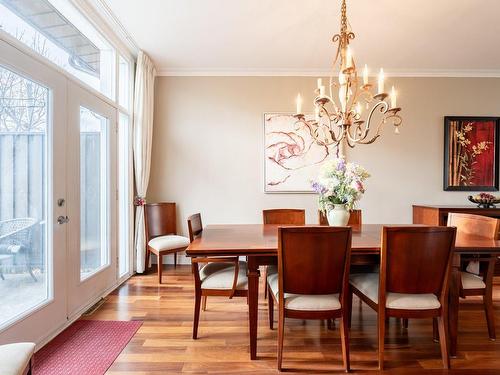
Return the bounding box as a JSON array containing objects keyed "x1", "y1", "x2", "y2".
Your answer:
[
  {"x1": 247, "y1": 256, "x2": 260, "y2": 360},
  {"x1": 448, "y1": 253, "x2": 460, "y2": 357}
]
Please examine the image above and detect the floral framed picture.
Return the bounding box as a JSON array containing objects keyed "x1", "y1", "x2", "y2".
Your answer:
[{"x1": 444, "y1": 116, "x2": 500, "y2": 191}]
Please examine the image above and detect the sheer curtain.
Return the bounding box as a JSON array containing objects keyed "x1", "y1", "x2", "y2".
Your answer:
[{"x1": 133, "y1": 51, "x2": 156, "y2": 273}]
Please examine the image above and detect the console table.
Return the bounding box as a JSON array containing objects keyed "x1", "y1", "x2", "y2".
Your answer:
[{"x1": 413, "y1": 204, "x2": 500, "y2": 226}]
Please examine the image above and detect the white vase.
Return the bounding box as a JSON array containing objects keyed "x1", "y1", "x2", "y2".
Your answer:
[{"x1": 327, "y1": 205, "x2": 350, "y2": 226}]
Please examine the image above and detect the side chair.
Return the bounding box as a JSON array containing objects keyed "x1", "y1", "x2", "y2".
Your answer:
[
  {"x1": 144, "y1": 202, "x2": 190, "y2": 284},
  {"x1": 262, "y1": 209, "x2": 305, "y2": 301},
  {"x1": 267, "y1": 226, "x2": 352, "y2": 371},
  {"x1": 448, "y1": 212, "x2": 499, "y2": 340},
  {"x1": 187, "y1": 213, "x2": 249, "y2": 339},
  {"x1": 349, "y1": 226, "x2": 456, "y2": 370}
]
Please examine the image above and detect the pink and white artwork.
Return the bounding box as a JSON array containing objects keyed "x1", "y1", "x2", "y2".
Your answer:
[{"x1": 264, "y1": 113, "x2": 333, "y2": 193}]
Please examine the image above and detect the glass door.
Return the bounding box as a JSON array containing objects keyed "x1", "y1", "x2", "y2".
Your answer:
[
  {"x1": 0, "y1": 39, "x2": 67, "y2": 344},
  {"x1": 66, "y1": 82, "x2": 117, "y2": 318}
]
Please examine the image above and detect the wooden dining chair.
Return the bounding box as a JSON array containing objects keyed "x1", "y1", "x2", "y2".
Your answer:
[
  {"x1": 349, "y1": 226, "x2": 456, "y2": 370},
  {"x1": 266, "y1": 226, "x2": 352, "y2": 371},
  {"x1": 263, "y1": 209, "x2": 306, "y2": 225},
  {"x1": 187, "y1": 213, "x2": 249, "y2": 339},
  {"x1": 319, "y1": 209, "x2": 362, "y2": 229},
  {"x1": 144, "y1": 202, "x2": 190, "y2": 284},
  {"x1": 262, "y1": 209, "x2": 305, "y2": 300},
  {"x1": 447, "y1": 212, "x2": 499, "y2": 340}
]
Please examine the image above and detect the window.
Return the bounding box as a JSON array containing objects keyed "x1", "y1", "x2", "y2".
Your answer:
[
  {"x1": 0, "y1": 0, "x2": 115, "y2": 98},
  {"x1": 118, "y1": 55, "x2": 130, "y2": 110}
]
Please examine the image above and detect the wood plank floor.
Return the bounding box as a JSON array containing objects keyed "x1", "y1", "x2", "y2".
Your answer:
[{"x1": 88, "y1": 265, "x2": 500, "y2": 374}]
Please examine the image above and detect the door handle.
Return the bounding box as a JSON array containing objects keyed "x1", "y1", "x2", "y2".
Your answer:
[{"x1": 57, "y1": 215, "x2": 69, "y2": 224}]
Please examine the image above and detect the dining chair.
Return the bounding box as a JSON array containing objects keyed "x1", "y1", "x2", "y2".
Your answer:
[
  {"x1": 266, "y1": 226, "x2": 352, "y2": 371},
  {"x1": 262, "y1": 209, "x2": 305, "y2": 300},
  {"x1": 319, "y1": 209, "x2": 362, "y2": 229},
  {"x1": 349, "y1": 226, "x2": 456, "y2": 370},
  {"x1": 447, "y1": 212, "x2": 499, "y2": 340},
  {"x1": 187, "y1": 213, "x2": 248, "y2": 339},
  {"x1": 144, "y1": 202, "x2": 190, "y2": 284}
]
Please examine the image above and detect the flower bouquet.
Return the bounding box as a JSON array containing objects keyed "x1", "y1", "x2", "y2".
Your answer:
[{"x1": 311, "y1": 157, "x2": 370, "y2": 226}]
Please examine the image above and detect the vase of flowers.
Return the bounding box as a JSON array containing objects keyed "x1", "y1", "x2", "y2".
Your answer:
[{"x1": 311, "y1": 157, "x2": 370, "y2": 226}]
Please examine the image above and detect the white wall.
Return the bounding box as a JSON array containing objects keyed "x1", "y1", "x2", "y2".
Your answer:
[{"x1": 149, "y1": 76, "x2": 500, "y2": 261}]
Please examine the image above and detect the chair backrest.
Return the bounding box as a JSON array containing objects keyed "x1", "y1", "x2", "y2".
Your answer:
[
  {"x1": 381, "y1": 226, "x2": 456, "y2": 296},
  {"x1": 447, "y1": 213, "x2": 500, "y2": 239},
  {"x1": 263, "y1": 209, "x2": 305, "y2": 225},
  {"x1": 187, "y1": 213, "x2": 203, "y2": 242},
  {"x1": 318, "y1": 209, "x2": 362, "y2": 227},
  {"x1": 144, "y1": 203, "x2": 177, "y2": 242},
  {"x1": 278, "y1": 226, "x2": 352, "y2": 296}
]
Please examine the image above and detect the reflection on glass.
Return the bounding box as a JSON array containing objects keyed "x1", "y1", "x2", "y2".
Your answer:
[
  {"x1": 80, "y1": 106, "x2": 109, "y2": 279},
  {"x1": 0, "y1": 0, "x2": 115, "y2": 98},
  {"x1": 0, "y1": 65, "x2": 50, "y2": 328}
]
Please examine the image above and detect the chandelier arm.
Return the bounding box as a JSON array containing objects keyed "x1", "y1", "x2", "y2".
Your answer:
[
  {"x1": 321, "y1": 106, "x2": 344, "y2": 143},
  {"x1": 359, "y1": 100, "x2": 388, "y2": 140}
]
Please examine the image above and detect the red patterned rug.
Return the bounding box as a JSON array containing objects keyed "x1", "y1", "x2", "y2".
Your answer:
[{"x1": 34, "y1": 320, "x2": 142, "y2": 375}]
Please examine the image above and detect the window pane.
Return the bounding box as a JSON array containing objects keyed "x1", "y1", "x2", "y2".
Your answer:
[
  {"x1": 0, "y1": 0, "x2": 115, "y2": 98},
  {"x1": 118, "y1": 113, "x2": 130, "y2": 277},
  {"x1": 118, "y1": 55, "x2": 130, "y2": 110},
  {"x1": 0, "y1": 64, "x2": 50, "y2": 328},
  {"x1": 80, "y1": 106, "x2": 109, "y2": 280}
]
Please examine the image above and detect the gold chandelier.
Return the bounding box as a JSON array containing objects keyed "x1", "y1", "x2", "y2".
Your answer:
[{"x1": 294, "y1": 0, "x2": 402, "y2": 149}]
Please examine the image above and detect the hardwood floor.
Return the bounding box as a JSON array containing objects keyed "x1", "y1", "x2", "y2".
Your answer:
[{"x1": 88, "y1": 265, "x2": 500, "y2": 374}]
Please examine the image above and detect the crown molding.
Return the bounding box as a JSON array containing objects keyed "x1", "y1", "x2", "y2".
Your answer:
[
  {"x1": 76, "y1": 0, "x2": 139, "y2": 58},
  {"x1": 157, "y1": 68, "x2": 500, "y2": 78}
]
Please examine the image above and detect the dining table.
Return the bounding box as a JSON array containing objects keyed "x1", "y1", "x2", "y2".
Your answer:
[{"x1": 185, "y1": 223, "x2": 500, "y2": 359}]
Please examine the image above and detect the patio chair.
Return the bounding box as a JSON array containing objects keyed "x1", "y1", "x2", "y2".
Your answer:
[{"x1": 0, "y1": 218, "x2": 38, "y2": 281}]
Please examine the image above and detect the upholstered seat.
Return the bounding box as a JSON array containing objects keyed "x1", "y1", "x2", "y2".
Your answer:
[
  {"x1": 200, "y1": 261, "x2": 248, "y2": 290},
  {"x1": 267, "y1": 265, "x2": 341, "y2": 311},
  {"x1": 0, "y1": 342, "x2": 35, "y2": 375},
  {"x1": 350, "y1": 273, "x2": 441, "y2": 310},
  {"x1": 461, "y1": 271, "x2": 486, "y2": 289},
  {"x1": 148, "y1": 234, "x2": 190, "y2": 252}
]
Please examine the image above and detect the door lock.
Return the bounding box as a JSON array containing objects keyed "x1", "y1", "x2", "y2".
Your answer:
[{"x1": 57, "y1": 216, "x2": 69, "y2": 224}]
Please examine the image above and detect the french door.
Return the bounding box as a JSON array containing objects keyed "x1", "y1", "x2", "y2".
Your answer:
[
  {"x1": 0, "y1": 39, "x2": 68, "y2": 343},
  {"x1": 66, "y1": 82, "x2": 117, "y2": 318},
  {"x1": 0, "y1": 38, "x2": 123, "y2": 344}
]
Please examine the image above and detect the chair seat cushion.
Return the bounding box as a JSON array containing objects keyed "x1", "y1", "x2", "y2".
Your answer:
[
  {"x1": 148, "y1": 235, "x2": 189, "y2": 252},
  {"x1": 267, "y1": 267, "x2": 341, "y2": 311},
  {"x1": 350, "y1": 273, "x2": 441, "y2": 310},
  {"x1": 0, "y1": 342, "x2": 35, "y2": 375},
  {"x1": 461, "y1": 271, "x2": 486, "y2": 289},
  {"x1": 200, "y1": 261, "x2": 248, "y2": 290}
]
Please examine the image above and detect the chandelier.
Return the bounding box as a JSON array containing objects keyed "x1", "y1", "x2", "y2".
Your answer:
[{"x1": 294, "y1": 0, "x2": 402, "y2": 149}]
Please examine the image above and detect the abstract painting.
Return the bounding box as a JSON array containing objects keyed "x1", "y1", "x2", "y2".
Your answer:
[
  {"x1": 264, "y1": 113, "x2": 334, "y2": 193},
  {"x1": 444, "y1": 116, "x2": 499, "y2": 191}
]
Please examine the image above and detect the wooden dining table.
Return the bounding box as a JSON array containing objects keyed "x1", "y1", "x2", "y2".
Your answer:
[{"x1": 186, "y1": 223, "x2": 500, "y2": 359}]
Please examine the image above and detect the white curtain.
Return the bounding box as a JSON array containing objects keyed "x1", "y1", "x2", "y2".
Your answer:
[{"x1": 133, "y1": 51, "x2": 156, "y2": 273}]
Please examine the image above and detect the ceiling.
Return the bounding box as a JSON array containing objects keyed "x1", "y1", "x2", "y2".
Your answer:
[{"x1": 102, "y1": 0, "x2": 500, "y2": 76}]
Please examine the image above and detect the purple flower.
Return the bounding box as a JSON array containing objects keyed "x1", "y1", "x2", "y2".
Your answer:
[
  {"x1": 311, "y1": 181, "x2": 328, "y2": 195},
  {"x1": 337, "y1": 159, "x2": 346, "y2": 172}
]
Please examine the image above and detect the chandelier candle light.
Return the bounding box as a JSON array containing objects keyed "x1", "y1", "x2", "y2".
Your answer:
[{"x1": 294, "y1": 0, "x2": 402, "y2": 151}]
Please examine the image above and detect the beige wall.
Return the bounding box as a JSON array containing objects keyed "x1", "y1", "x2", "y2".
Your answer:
[{"x1": 149, "y1": 76, "x2": 500, "y2": 261}]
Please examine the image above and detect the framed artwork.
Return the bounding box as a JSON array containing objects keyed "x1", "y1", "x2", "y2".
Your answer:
[
  {"x1": 264, "y1": 113, "x2": 335, "y2": 193},
  {"x1": 444, "y1": 116, "x2": 500, "y2": 191}
]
